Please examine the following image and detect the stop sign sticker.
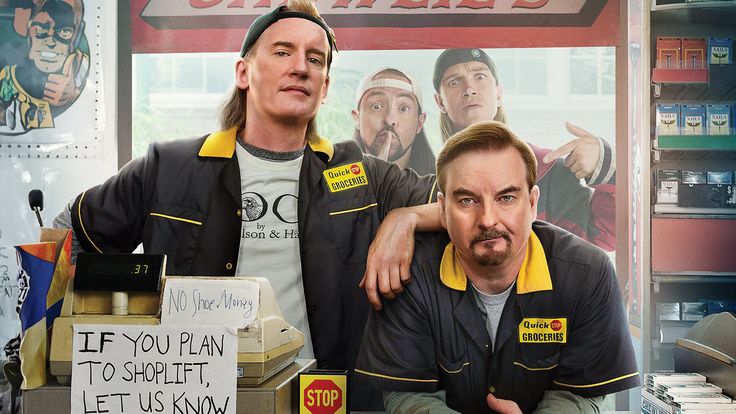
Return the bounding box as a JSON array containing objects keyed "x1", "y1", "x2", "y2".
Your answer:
[{"x1": 299, "y1": 371, "x2": 347, "y2": 414}]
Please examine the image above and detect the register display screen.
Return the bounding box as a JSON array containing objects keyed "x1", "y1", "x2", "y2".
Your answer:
[{"x1": 74, "y1": 253, "x2": 165, "y2": 292}]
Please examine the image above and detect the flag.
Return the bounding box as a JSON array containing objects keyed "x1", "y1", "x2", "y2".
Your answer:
[
  {"x1": 46, "y1": 231, "x2": 73, "y2": 328},
  {"x1": 16, "y1": 242, "x2": 56, "y2": 389},
  {"x1": 15, "y1": 230, "x2": 73, "y2": 389}
]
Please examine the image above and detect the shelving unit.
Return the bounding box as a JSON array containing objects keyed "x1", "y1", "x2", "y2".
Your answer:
[{"x1": 646, "y1": 0, "x2": 736, "y2": 373}]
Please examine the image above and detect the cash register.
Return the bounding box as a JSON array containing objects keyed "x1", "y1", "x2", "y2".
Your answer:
[{"x1": 48, "y1": 253, "x2": 306, "y2": 386}]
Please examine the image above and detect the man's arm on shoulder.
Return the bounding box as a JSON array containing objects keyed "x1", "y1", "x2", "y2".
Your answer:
[
  {"x1": 362, "y1": 154, "x2": 437, "y2": 214},
  {"x1": 532, "y1": 390, "x2": 604, "y2": 414},
  {"x1": 384, "y1": 390, "x2": 460, "y2": 414},
  {"x1": 361, "y1": 155, "x2": 443, "y2": 309},
  {"x1": 361, "y1": 203, "x2": 441, "y2": 309}
]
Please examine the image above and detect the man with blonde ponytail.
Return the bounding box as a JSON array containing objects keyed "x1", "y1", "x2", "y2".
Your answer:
[{"x1": 56, "y1": 1, "x2": 437, "y2": 408}]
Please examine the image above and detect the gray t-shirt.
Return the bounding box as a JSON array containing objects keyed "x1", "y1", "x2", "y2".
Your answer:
[
  {"x1": 234, "y1": 142, "x2": 313, "y2": 358},
  {"x1": 470, "y1": 281, "x2": 514, "y2": 352}
]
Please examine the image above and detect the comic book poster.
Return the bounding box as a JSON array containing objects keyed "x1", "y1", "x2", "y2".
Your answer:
[{"x1": 0, "y1": 0, "x2": 100, "y2": 148}]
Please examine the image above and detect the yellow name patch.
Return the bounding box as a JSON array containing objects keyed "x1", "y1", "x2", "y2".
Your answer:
[
  {"x1": 323, "y1": 162, "x2": 368, "y2": 193},
  {"x1": 519, "y1": 318, "x2": 567, "y2": 343}
]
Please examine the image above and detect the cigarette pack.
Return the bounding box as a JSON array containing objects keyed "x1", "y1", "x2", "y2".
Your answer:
[
  {"x1": 681, "y1": 104, "x2": 706, "y2": 135},
  {"x1": 657, "y1": 37, "x2": 682, "y2": 68},
  {"x1": 656, "y1": 302, "x2": 681, "y2": 320},
  {"x1": 642, "y1": 389, "x2": 674, "y2": 414},
  {"x1": 657, "y1": 104, "x2": 681, "y2": 135},
  {"x1": 669, "y1": 392, "x2": 733, "y2": 404},
  {"x1": 646, "y1": 372, "x2": 706, "y2": 387},
  {"x1": 658, "y1": 382, "x2": 722, "y2": 396},
  {"x1": 682, "y1": 38, "x2": 707, "y2": 69},
  {"x1": 681, "y1": 301, "x2": 707, "y2": 321},
  {"x1": 706, "y1": 300, "x2": 733, "y2": 315},
  {"x1": 656, "y1": 170, "x2": 680, "y2": 204},
  {"x1": 707, "y1": 171, "x2": 733, "y2": 185},
  {"x1": 709, "y1": 37, "x2": 733, "y2": 65},
  {"x1": 681, "y1": 171, "x2": 706, "y2": 184},
  {"x1": 706, "y1": 104, "x2": 731, "y2": 135}
]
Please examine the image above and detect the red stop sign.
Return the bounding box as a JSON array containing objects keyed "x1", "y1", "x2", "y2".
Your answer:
[
  {"x1": 550, "y1": 320, "x2": 562, "y2": 331},
  {"x1": 304, "y1": 379, "x2": 343, "y2": 414}
]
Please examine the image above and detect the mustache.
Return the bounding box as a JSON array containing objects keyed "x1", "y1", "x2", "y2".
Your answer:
[
  {"x1": 377, "y1": 123, "x2": 397, "y2": 136},
  {"x1": 471, "y1": 229, "x2": 510, "y2": 246},
  {"x1": 366, "y1": 124, "x2": 403, "y2": 154}
]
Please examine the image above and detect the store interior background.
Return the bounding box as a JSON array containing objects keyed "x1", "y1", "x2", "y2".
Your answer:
[{"x1": 3, "y1": 0, "x2": 736, "y2": 411}]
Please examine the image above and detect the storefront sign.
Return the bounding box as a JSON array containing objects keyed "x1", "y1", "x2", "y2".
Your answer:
[{"x1": 131, "y1": 0, "x2": 619, "y2": 52}]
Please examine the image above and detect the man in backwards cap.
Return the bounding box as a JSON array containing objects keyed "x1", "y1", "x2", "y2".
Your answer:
[
  {"x1": 56, "y1": 0, "x2": 437, "y2": 408},
  {"x1": 352, "y1": 67, "x2": 436, "y2": 175},
  {"x1": 432, "y1": 48, "x2": 616, "y2": 253}
]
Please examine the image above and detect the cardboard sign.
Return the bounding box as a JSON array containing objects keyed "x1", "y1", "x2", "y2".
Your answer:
[
  {"x1": 299, "y1": 370, "x2": 348, "y2": 414},
  {"x1": 71, "y1": 324, "x2": 237, "y2": 414},
  {"x1": 161, "y1": 278, "x2": 259, "y2": 329}
]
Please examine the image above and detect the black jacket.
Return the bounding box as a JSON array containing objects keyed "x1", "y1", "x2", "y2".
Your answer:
[
  {"x1": 356, "y1": 221, "x2": 639, "y2": 413},
  {"x1": 71, "y1": 128, "x2": 437, "y2": 406}
]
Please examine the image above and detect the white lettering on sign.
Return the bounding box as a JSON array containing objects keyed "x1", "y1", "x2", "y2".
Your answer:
[
  {"x1": 162, "y1": 278, "x2": 259, "y2": 329},
  {"x1": 71, "y1": 324, "x2": 237, "y2": 414}
]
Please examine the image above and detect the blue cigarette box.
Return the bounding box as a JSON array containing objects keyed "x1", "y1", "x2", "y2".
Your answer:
[
  {"x1": 706, "y1": 103, "x2": 731, "y2": 135},
  {"x1": 709, "y1": 37, "x2": 732, "y2": 65},
  {"x1": 656, "y1": 104, "x2": 680, "y2": 135},
  {"x1": 681, "y1": 104, "x2": 706, "y2": 135}
]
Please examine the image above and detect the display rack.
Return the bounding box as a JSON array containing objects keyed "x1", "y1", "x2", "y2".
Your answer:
[{"x1": 646, "y1": 0, "x2": 736, "y2": 373}]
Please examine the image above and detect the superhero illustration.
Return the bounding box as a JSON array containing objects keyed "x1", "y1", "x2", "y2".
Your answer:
[{"x1": 0, "y1": 0, "x2": 90, "y2": 135}]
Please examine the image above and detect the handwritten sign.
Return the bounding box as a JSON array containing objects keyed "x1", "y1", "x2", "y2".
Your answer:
[
  {"x1": 161, "y1": 278, "x2": 259, "y2": 329},
  {"x1": 0, "y1": 246, "x2": 20, "y2": 346},
  {"x1": 71, "y1": 324, "x2": 237, "y2": 414}
]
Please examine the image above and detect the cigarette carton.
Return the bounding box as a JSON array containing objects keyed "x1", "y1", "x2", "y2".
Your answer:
[
  {"x1": 682, "y1": 38, "x2": 707, "y2": 69},
  {"x1": 681, "y1": 104, "x2": 706, "y2": 135},
  {"x1": 658, "y1": 37, "x2": 682, "y2": 69},
  {"x1": 709, "y1": 37, "x2": 733, "y2": 65},
  {"x1": 656, "y1": 170, "x2": 680, "y2": 204},
  {"x1": 681, "y1": 301, "x2": 707, "y2": 321},
  {"x1": 706, "y1": 300, "x2": 733, "y2": 315},
  {"x1": 657, "y1": 104, "x2": 680, "y2": 135},
  {"x1": 681, "y1": 171, "x2": 706, "y2": 184},
  {"x1": 707, "y1": 104, "x2": 732, "y2": 135},
  {"x1": 707, "y1": 171, "x2": 733, "y2": 185}
]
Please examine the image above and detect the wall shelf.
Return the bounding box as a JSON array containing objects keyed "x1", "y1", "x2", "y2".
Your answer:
[
  {"x1": 652, "y1": 67, "x2": 709, "y2": 84},
  {"x1": 653, "y1": 205, "x2": 736, "y2": 216},
  {"x1": 652, "y1": 273, "x2": 736, "y2": 293},
  {"x1": 651, "y1": 1, "x2": 736, "y2": 25},
  {"x1": 655, "y1": 135, "x2": 736, "y2": 150}
]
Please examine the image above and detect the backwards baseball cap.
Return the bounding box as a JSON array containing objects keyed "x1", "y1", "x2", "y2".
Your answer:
[
  {"x1": 239, "y1": 4, "x2": 337, "y2": 61},
  {"x1": 432, "y1": 48, "x2": 498, "y2": 92},
  {"x1": 354, "y1": 67, "x2": 423, "y2": 109}
]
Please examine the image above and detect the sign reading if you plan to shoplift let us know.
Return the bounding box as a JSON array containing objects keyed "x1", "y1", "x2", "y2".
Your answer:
[
  {"x1": 161, "y1": 278, "x2": 260, "y2": 329},
  {"x1": 71, "y1": 324, "x2": 237, "y2": 414}
]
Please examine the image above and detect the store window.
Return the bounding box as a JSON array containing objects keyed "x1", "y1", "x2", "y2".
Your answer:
[
  {"x1": 569, "y1": 48, "x2": 616, "y2": 95},
  {"x1": 132, "y1": 48, "x2": 616, "y2": 157}
]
